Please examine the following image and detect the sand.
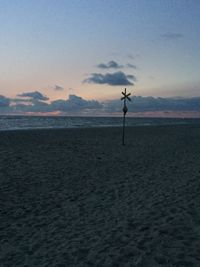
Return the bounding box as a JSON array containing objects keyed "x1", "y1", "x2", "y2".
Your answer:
[{"x1": 0, "y1": 125, "x2": 200, "y2": 266}]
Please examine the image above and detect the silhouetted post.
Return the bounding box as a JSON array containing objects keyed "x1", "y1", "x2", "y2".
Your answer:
[{"x1": 121, "y1": 88, "x2": 131, "y2": 145}]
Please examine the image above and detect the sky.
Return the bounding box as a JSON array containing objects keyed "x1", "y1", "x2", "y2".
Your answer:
[{"x1": 0, "y1": 0, "x2": 200, "y2": 115}]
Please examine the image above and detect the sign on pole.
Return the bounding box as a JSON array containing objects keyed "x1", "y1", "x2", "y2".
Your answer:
[{"x1": 121, "y1": 88, "x2": 131, "y2": 145}]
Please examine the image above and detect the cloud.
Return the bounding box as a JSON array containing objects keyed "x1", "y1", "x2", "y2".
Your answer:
[
  {"x1": 18, "y1": 91, "x2": 49, "y2": 101},
  {"x1": 97, "y1": 60, "x2": 123, "y2": 69},
  {"x1": 127, "y1": 54, "x2": 135, "y2": 59},
  {"x1": 161, "y1": 32, "x2": 183, "y2": 40},
  {"x1": 2, "y1": 92, "x2": 200, "y2": 115},
  {"x1": 0, "y1": 93, "x2": 102, "y2": 114},
  {"x1": 104, "y1": 96, "x2": 200, "y2": 112},
  {"x1": 0, "y1": 95, "x2": 10, "y2": 107},
  {"x1": 126, "y1": 63, "x2": 137, "y2": 69},
  {"x1": 13, "y1": 100, "x2": 49, "y2": 113},
  {"x1": 83, "y1": 71, "x2": 136, "y2": 86},
  {"x1": 96, "y1": 61, "x2": 137, "y2": 70},
  {"x1": 11, "y1": 98, "x2": 31, "y2": 103},
  {"x1": 127, "y1": 74, "x2": 136, "y2": 81},
  {"x1": 127, "y1": 53, "x2": 140, "y2": 60},
  {"x1": 54, "y1": 85, "x2": 64, "y2": 91},
  {"x1": 51, "y1": 95, "x2": 102, "y2": 112}
]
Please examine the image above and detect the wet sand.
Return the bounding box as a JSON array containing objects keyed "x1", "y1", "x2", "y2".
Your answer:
[{"x1": 0, "y1": 125, "x2": 200, "y2": 266}]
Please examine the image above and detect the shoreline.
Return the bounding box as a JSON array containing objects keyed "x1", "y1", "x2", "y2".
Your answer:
[
  {"x1": 1, "y1": 116, "x2": 200, "y2": 133},
  {"x1": 1, "y1": 120, "x2": 200, "y2": 133}
]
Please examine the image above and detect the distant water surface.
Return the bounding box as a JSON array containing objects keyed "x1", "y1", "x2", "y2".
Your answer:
[{"x1": 0, "y1": 116, "x2": 200, "y2": 131}]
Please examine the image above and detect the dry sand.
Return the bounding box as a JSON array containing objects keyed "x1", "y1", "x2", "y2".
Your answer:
[{"x1": 0, "y1": 125, "x2": 200, "y2": 266}]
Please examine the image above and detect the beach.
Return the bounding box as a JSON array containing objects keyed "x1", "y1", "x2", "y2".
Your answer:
[{"x1": 0, "y1": 125, "x2": 200, "y2": 266}]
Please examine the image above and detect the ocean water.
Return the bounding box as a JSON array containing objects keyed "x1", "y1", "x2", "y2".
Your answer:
[{"x1": 0, "y1": 116, "x2": 200, "y2": 131}]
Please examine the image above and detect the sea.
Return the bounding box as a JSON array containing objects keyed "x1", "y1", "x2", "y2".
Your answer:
[{"x1": 0, "y1": 115, "x2": 200, "y2": 131}]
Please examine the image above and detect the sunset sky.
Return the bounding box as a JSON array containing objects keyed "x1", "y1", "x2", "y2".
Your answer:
[{"x1": 0, "y1": 0, "x2": 200, "y2": 104}]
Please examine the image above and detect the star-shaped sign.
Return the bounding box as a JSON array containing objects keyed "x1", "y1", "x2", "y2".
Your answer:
[{"x1": 121, "y1": 88, "x2": 131, "y2": 101}]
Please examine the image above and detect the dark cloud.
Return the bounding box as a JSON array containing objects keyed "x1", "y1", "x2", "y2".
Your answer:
[
  {"x1": 104, "y1": 96, "x2": 200, "y2": 112},
  {"x1": 0, "y1": 95, "x2": 10, "y2": 107},
  {"x1": 18, "y1": 91, "x2": 49, "y2": 101},
  {"x1": 126, "y1": 63, "x2": 137, "y2": 69},
  {"x1": 83, "y1": 71, "x2": 135, "y2": 86},
  {"x1": 126, "y1": 74, "x2": 137, "y2": 81},
  {"x1": 11, "y1": 98, "x2": 31, "y2": 103},
  {"x1": 54, "y1": 85, "x2": 64, "y2": 91},
  {"x1": 51, "y1": 95, "x2": 102, "y2": 112},
  {"x1": 96, "y1": 61, "x2": 137, "y2": 70},
  {"x1": 97, "y1": 60, "x2": 123, "y2": 69},
  {"x1": 2, "y1": 93, "x2": 200, "y2": 115},
  {"x1": 127, "y1": 53, "x2": 140, "y2": 60},
  {"x1": 127, "y1": 54, "x2": 134, "y2": 59},
  {"x1": 161, "y1": 32, "x2": 183, "y2": 40},
  {"x1": 13, "y1": 101, "x2": 49, "y2": 113},
  {"x1": 0, "y1": 92, "x2": 102, "y2": 114}
]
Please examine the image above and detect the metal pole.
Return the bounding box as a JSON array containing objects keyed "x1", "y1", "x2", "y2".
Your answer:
[
  {"x1": 122, "y1": 97, "x2": 126, "y2": 145},
  {"x1": 122, "y1": 111, "x2": 125, "y2": 145},
  {"x1": 121, "y1": 88, "x2": 131, "y2": 146}
]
